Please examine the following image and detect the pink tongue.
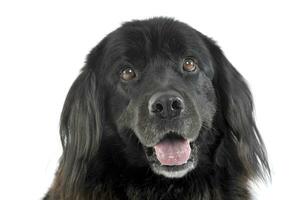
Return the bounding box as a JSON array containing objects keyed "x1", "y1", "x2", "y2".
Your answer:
[{"x1": 154, "y1": 139, "x2": 191, "y2": 166}]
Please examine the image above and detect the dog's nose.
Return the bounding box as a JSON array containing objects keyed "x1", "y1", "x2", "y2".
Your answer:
[{"x1": 149, "y1": 91, "x2": 184, "y2": 119}]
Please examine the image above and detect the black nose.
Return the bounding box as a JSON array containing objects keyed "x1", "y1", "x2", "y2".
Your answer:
[{"x1": 149, "y1": 91, "x2": 184, "y2": 119}]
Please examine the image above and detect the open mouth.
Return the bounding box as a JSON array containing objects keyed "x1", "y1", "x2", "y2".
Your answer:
[
  {"x1": 144, "y1": 133, "x2": 197, "y2": 178},
  {"x1": 153, "y1": 134, "x2": 191, "y2": 166}
]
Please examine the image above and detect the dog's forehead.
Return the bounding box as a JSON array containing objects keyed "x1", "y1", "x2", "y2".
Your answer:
[
  {"x1": 103, "y1": 19, "x2": 211, "y2": 76},
  {"x1": 114, "y1": 20, "x2": 199, "y2": 59}
]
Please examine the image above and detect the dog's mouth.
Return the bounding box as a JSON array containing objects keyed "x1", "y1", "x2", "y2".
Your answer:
[
  {"x1": 144, "y1": 132, "x2": 197, "y2": 178},
  {"x1": 153, "y1": 134, "x2": 191, "y2": 166}
]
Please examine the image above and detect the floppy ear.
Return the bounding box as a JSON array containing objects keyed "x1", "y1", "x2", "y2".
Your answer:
[
  {"x1": 201, "y1": 35, "x2": 270, "y2": 180},
  {"x1": 49, "y1": 37, "x2": 109, "y2": 199},
  {"x1": 56, "y1": 67, "x2": 103, "y2": 197}
]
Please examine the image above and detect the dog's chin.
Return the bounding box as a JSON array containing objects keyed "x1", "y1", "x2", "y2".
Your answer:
[
  {"x1": 143, "y1": 133, "x2": 198, "y2": 178},
  {"x1": 149, "y1": 156, "x2": 197, "y2": 178}
]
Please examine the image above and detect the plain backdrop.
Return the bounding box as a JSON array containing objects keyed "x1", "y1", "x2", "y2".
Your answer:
[{"x1": 0, "y1": 0, "x2": 300, "y2": 199}]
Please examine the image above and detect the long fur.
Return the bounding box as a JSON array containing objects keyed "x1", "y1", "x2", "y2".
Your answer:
[{"x1": 44, "y1": 17, "x2": 270, "y2": 200}]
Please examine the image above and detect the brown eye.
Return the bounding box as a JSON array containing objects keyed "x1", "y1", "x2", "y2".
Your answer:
[
  {"x1": 120, "y1": 67, "x2": 136, "y2": 81},
  {"x1": 183, "y1": 58, "x2": 197, "y2": 72}
]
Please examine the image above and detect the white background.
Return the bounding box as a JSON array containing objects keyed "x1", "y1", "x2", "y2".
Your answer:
[{"x1": 0, "y1": 0, "x2": 300, "y2": 199}]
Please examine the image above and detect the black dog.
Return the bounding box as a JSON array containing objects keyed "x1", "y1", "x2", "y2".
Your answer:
[{"x1": 45, "y1": 17, "x2": 270, "y2": 200}]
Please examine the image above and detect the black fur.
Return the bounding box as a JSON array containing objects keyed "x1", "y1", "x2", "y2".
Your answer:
[{"x1": 45, "y1": 17, "x2": 270, "y2": 200}]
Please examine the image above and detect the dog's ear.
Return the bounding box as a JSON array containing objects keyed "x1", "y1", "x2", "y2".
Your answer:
[
  {"x1": 55, "y1": 39, "x2": 108, "y2": 198},
  {"x1": 201, "y1": 34, "x2": 270, "y2": 180},
  {"x1": 58, "y1": 69, "x2": 102, "y2": 197}
]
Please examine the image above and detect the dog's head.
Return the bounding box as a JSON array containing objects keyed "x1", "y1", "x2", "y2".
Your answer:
[
  {"x1": 57, "y1": 17, "x2": 270, "y2": 196},
  {"x1": 100, "y1": 19, "x2": 217, "y2": 178}
]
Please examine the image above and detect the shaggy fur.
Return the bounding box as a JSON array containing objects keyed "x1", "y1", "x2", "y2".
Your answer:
[{"x1": 44, "y1": 17, "x2": 270, "y2": 200}]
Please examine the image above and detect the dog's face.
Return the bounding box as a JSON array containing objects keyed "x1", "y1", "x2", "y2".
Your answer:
[
  {"x1": 53, "y1": 18, "x2": 270, "y2": 199},
  {"x1": 102, "y1": 20, "x2": 216, "y2": 178}
]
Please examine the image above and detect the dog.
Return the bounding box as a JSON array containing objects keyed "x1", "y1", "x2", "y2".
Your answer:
[{"x1": 44, "y1": 17, "x2": 270, "y2": 200}]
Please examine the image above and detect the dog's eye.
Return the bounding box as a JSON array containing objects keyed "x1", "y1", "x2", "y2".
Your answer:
[
  {"x1": 120, "y1": 67, "x2": 136, "y2": 81},
  {"x1": 183, "y1": 58, "x2": 197, "y2": 72}
]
